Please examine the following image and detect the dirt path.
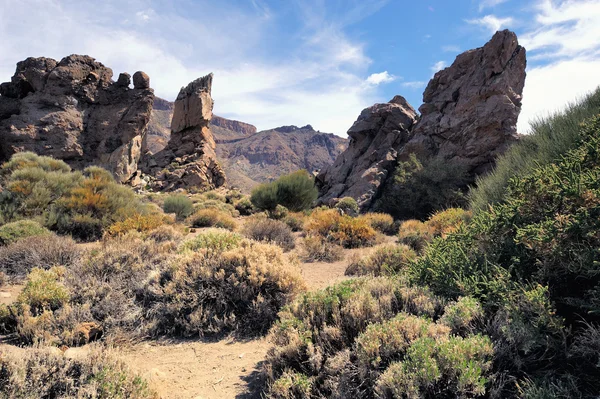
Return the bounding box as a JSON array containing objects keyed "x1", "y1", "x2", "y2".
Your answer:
[{"x1": 121, "y1": 338, "x2": 269, "y2": 399}]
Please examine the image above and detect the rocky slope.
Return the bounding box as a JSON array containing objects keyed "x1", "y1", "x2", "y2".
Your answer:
[
  {"x1": 0, "y1": 55, "x2": 154, "y2": 182},
  {"x1": 217, "y1": 125, "x2": 347, "y2": 192},
  {"x1": 139, "y1": 74, "x2": 226, "y2": 191},
  {"x1": 317, "y1": 29, "x2": 526, "y2": 211},
  {"x1": 146, "y1": 103, "x2": 348, "y2": 192}
]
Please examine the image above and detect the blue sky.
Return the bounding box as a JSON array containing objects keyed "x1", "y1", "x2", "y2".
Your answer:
[{"x1": 1, "y1": 0, "x2": 600, "y2": 135}]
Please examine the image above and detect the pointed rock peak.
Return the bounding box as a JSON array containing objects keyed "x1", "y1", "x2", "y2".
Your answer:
[{"x1": 177, "y1": 73, "x2": 213, "y2": 101}]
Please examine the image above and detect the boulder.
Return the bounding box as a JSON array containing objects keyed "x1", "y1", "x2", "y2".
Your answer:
[
  {"x1": 0, "y1": 55, "x2": 154, "y2": 182},
  {"x1": 133, "y1": 71, "x2": 150, "y2": 89}
]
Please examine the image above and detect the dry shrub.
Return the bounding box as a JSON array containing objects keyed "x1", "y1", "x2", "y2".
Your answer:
[
  {"x1": 397, "y1": 219, "x2": 433, "y2": 252},
  {"x1": 243, "y1": 218, "x2": 296, "y2": 251},
  {"x1": 0, "y1": 345, "x2": 156, "y2": 398},
  {"x1": 143, "y1": 241, "x2": 306, "y2": 336},
  {"x1": 188, "y1": 208, "x2": 237, "y2": 230},
  {"x1": 106, "y1": 213, "x2": 167, "y2": 237},
  {"x1": 0, "y1": 271, "x2": 5, "y2": 288},
  {"x1": 0, "y1": 234, "x2": 80, "y2": 281},
  {"x1": 146, "y1": 225, "x2": 183, "y2": 243},
  {"x1": 299, "y1": 236, "x2": 344, "y2": 263},
  {"x1": 359, "y1": 213, "x2": 395, "y2": 235},
  {"x1": 283, "y1": 212, "x2": 306, "y2": 232},
  {"x1": 305, "y1": 209, "x2": 377, "y2": 248},
  {"x1": 335, "y1": 197, "x2": 359, "y2": 216},
  {"x1": 345, "y1": 244, "x2": 417, "y2": 276}
]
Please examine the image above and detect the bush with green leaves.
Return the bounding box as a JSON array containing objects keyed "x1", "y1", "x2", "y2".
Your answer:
[
  {"x1": 375, "y1": 154, "x2": 468, "y2": 220},
  {"x1": 470, "y1": 87, "x2": 600, "y2": 212},
  {"x1": 162, "y1": 194, "x2": 194, "y2": 220},
  {"x1": 335, "y1": 197, "x2": 359, "y2": 216},
  {"x1": 251, "y1": 170, "x2": 317, "y2": 213},
  {"x1": 0, "y1": 153, "x2": 149, "y2": 241},
  {"x1": 265, "y1": 277, "x2": 494, "y2": 398},
  {"x1": 405, "y1": 114, "x2": 600, "y2": 396},
  {"x1": 0, "y1": 219, "x2": 50, "y2": 245}
]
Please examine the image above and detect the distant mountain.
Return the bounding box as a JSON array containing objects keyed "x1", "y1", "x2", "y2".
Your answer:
[{"x1": 147, "y1": 98, "x2": 348, "y2": 192}]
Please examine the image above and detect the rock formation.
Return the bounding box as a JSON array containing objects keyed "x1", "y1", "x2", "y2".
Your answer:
[
  {"x1": 317, "y1": 29, "x2": 526, "y2": 211},
  {"x1": 400, "y1": 29, "x2": 526, "y2": 176},
  {"x1": 0, "y1": 55, "x2": 154, "y2": 182},
  {"x1": 316, "y1": 96, "x2": 417, "y2": 207},
  {"x1": 139, "y1": 74, "x2": 226, "y2": 191}
]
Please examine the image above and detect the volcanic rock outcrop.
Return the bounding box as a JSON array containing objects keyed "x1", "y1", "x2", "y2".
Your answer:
[
  {"x1": 316, "y1": 96, "x2": 418, "y2": 207},
  {"x1": 317, "y1": 29, "x2": 526, "y2": 210},
  {"x1": 139, "y1": 74, "x2": 226, "y2": 191},
  {"x1": 0, "y1": 55, "x2": 154, "y2": 182}
]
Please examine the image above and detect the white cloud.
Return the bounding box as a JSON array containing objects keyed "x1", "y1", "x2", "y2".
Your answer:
[
  {"x1": 479, "y1": 0, "x2": 509, "y2": 12},
  {"x1": 0, "y1": 0, "x2": 389, "y2": 136},
  {"x1": 517, "y1": 0, "x2": 600, "y2": 133},
  {"x1": 366, "y1": 71, "x2": 396, "y2": 85},
  {"x1": 430, "y1": 61, "x2": 447, "y2": 74},
  {"x1": 467, "y1": 14, "x2": 514, "y2": 34},
  {"x1": 401, "y1": 81, "x2": 427, "y2": 89}
]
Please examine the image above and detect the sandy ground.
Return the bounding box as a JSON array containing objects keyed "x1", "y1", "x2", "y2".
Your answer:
[{"x1": 0, "y1": 284, "x2": 23, "y2": 306}]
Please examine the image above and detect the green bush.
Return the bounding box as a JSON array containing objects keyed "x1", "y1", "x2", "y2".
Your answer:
[
  {"x1": 162, "y1": 194, "x2": 194, "y2": 220},
  {"x1": 375, "y1": 154, "x2": 468, "y2": 220},
  {"x1": 335, "y1": 197, "x2": 359, "y2": 216},
  {"x1": 179, "y1": 230, "x2": 243, "y2": 255},
  {"x1": 234, "y1": 196, "x2": 256, "y2": 216},
  {"x1": 405, "y1": 115, "x2": 600, "y2": 396},
  {"x1": 0, "y1": 153, "x2": 149, "y2": 241},
  {"x1": 251, "y1": 170, "x2": 317, "y2": 212},
  {"x1": 0, "y1": 219, "x2": 50, "y2": 245},
  {"x1": 470, "y1": 87, "x2": 600, "y2": 212}
]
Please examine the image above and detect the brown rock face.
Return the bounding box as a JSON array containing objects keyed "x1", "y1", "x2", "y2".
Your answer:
[
  {"x1": 401, "y1": 29, "x2": 526, "y2": 176},
  {"x1": 317, "y1": 30, "x2": 526, "y2": 211},
  {"x1": 0, "y1": 55, "x2": 154, "y2": 182},
  {"x1": 316, "y1": 95, "x2": 418, "y2": 208},
  {"x1": 212, "y1": 115, "x2": 257, "y2": 137},
  {"x1": 140, "y1": 74, "x2": 226, "y2": 191}
]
